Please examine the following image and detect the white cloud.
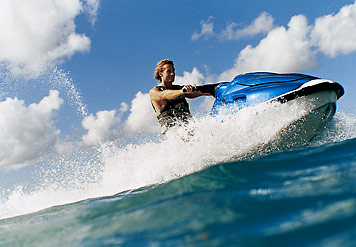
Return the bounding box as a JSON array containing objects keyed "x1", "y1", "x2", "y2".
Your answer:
[
  {"x1": 221, "y1": 12, "x2": 274, "y2": 40},
  {"x1": 83, "y1": 0, "x2": 100, "y2": 25},
  {"x1": 192, "y1": 16, "x2": 215, "y2": 41},
  {"x1": 82, "y1": 102, "x2": 128, "y2": 146},
  {"x1": 213, "y1": 2, "x2": 356, "y2": 81},
  {"x1": 48, "y1": 33, "x2": 91, "y2": 62},
  {"x1": 0, "y1": 0, "x2": 99, "y2": 78},
  {"x1": 193, "y1": 12, "x2": 274, "y2": 42},
  {"x1": 82, "y1": 110, "x2": 121, "y2": 146},
  {"x1": 311, "y1": 1, "x2": 356, "y2": 57},
  {"x1": 124, "y1": 92, "x2": 159, "y2": 136},
  {"x1": 82, "y1": 92, "x2": 159, "y2": 145},
  {"x1": 0, "y1": 90, "x2": 63, "y2": 170},
  {"x1": 175, "y1": 67, "x2": 205, "y2": 85},
  {"x1": 218, "y1": 15, "x2": 316, "y2": 81}
]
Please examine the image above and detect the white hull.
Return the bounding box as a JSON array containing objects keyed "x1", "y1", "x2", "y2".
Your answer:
[{"x1": 267, "y1": 89, "x2": 339, "y2": 152}]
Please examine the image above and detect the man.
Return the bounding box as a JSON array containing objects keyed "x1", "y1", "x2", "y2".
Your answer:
[{"x1": 149, "y1": 59, "x2": 217, "y2": 134}]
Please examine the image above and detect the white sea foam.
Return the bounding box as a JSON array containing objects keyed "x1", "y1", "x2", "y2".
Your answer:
[{"x1": 311, "y1": 111, "x2": 356, "y2": 146}]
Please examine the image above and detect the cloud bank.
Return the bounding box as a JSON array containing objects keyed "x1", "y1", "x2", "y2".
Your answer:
[
  {"x1": 192, "y1": 16, "x2": 215, "y2": 41},
  {"x1": 311, "y1": 2, "x2": 356, "y2": 57},
  {"x1": 219, "y1": 15, "x2": 316, "y2": 81},
  {"x1": 213, "y1": 1, "x2": 356, "y2": 81},
  {"x1": 0, "y1": 91, "x2": 63, "y2": 170},
  {"x1": 82, "y1": 109, "x2": 123, "y2": 146},
  {"x1": 192, "y1": 12, "x2": 275, "y2": 41},
  {"x1": 124, "y1": 92, "x2": 159, "y2": 136},
  {"x1": 0, "y1": 0, "x2": 100, "y2": 78},
  {"x1": 221, "y1": 12, "x2": 275, "y2": 40},
  {"x1": 81, "y1": 92, "x2": 159, "y2": 146}
]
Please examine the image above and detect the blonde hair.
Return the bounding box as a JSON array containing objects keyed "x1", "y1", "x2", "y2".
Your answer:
[{"x1": 154, "y1": 59, "x2": 174, "y2": 81}]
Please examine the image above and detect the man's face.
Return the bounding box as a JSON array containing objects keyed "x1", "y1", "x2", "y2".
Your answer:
[{"x1": 160, "y1": 64, "x2": 175, "y2": 83}]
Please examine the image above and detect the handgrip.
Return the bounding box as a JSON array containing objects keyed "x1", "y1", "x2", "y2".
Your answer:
[
  {"x1": 182, "y1": 84, "x2": 219, "y2": 97},
  {"x1": 182, "y1": 87, "x2": 197, "y2": 93}
]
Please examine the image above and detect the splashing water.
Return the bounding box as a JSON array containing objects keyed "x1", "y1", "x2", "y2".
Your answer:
[
  {"x1": 1, "y1": 96, "x2": 355, "y2": 220},
  {"x1": 48, "y1": 67, "x2": 88, "y2": 117}
]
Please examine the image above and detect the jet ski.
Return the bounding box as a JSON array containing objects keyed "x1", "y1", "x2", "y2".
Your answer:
[{"x1": 210, "y1": 72, "x2": 344, "y2": 147}]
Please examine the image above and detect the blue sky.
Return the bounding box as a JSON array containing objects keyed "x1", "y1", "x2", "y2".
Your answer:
[
  {"x1": 63, "y1": 0, "x2": 356, "y2": 113},
  {"x1": 1, "y1": 0, "x2": 356, "y2": 170}
]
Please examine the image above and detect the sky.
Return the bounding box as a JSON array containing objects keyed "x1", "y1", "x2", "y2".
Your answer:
[{"x1": 1, "y1": 0, "x2": 356, "y2": 170}]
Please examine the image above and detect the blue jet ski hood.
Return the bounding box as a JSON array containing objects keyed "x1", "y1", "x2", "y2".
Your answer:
[{"x1": 211, "y1": 72, "x2": 344, "y2": 114}]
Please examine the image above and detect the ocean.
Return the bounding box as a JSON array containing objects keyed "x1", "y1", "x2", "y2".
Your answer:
[{"x1": 0, "y1": 100, "x2": 355, "y2": 246}]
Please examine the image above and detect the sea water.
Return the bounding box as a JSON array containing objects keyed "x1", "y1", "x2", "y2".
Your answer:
[{"x1": 0, "y1": 74, "x2": 355, "y2": 246}]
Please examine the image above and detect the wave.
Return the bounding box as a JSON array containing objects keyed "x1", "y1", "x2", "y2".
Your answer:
[{"x1": 1, "y1": 137, "x2": 355, "y2": 246}]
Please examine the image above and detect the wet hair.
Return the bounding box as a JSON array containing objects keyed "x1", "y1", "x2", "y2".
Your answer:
[{"x1": 154, "y1": 59, "x2": 174, "y2": 82}]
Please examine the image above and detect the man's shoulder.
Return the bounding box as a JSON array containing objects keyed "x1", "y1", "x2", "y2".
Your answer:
[{"x1": 149, "y1": 86, "x2": 164, "y2": 100}]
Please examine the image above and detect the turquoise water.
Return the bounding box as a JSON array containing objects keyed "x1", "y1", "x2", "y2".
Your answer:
[{"x1": 1, "y1": 132, "x2": 355, "y2": 246}]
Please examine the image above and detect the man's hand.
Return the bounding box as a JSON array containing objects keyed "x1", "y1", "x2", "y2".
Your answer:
[{"x1": 182, "y1": 84, "x2": 197, "y2": 93}]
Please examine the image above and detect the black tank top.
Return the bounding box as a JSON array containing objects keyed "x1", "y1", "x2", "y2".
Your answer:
[{"x1": 153, "y1": 86, "x2": 192, "y2": 134}]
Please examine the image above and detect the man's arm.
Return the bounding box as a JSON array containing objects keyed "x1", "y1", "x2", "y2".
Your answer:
[
  {"x1": 149, "y1": 85, "x2": 196, "y2": 112},
  {"x1": 149, "y1": 87, "x2": 184, "y2": 101}
]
